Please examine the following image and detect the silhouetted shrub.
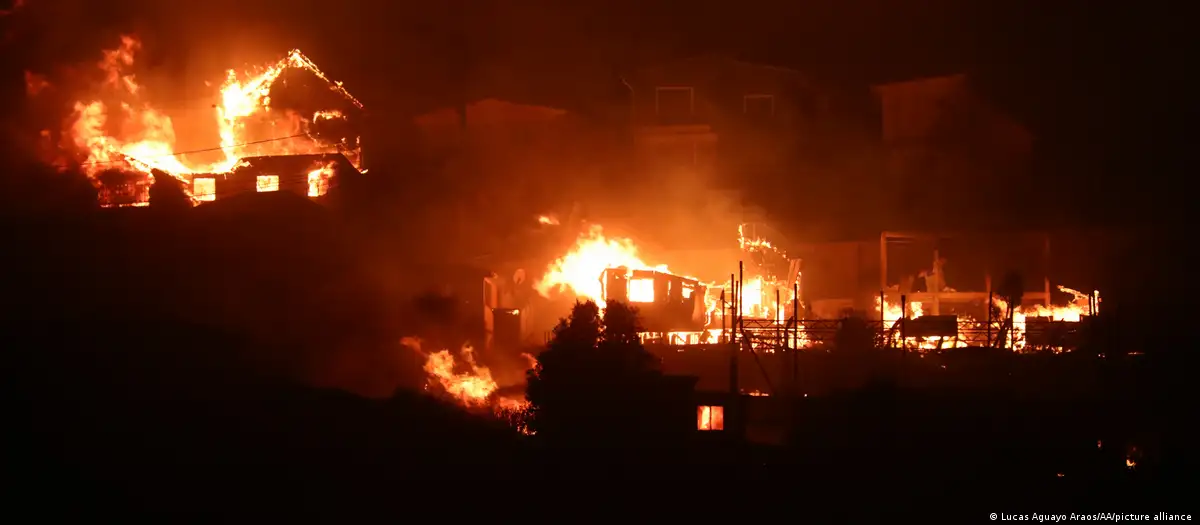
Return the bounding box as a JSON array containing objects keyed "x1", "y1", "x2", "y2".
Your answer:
[{"x1": 525, "y1": 300, "x2": 668, "y2": 446}]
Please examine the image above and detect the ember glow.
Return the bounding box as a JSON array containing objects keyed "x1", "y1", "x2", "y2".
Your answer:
[
  {"x1": 535, "y1": 224, "x2": 671, "y2": 309},
  {"x1": 39, "y1": 35, "x2": 362, "y2": 206},
  {"x1": 401, "y1": 337, "x2": 531, "y2": 416},
  {"x1": 536, "y1": 223, "x2": 1098, "y2": 352},
  {"x1": 534, "y1": 223, "x2": 795, "y2": 344}
]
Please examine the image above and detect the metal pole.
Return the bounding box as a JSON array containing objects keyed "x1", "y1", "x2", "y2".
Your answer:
[
  {"x1": 880, "y1": 232, "x2": 889, "y2": 291},
  {"x1": 793, "y1": 283, "x2": 800, "y2": 350},
  {"x1": 987, "y1": 290, "x2": 994, "y2": 348},
  {"x1": 1044, "y1": 234, "x2": 1052, "y2": 307},
  {"x1": 932, "y1": 248, "x2": 941, "y2": 316},
  {"x1": 724, "y1": 273, "x2": 734, "y2": 330},
  {"x1": 721, "y1": 284, "x2": 727, "y2": 343},
  {"x1": 792, "y1": 282, "x2": 799, "y2": 390},
  {"x1": 729, "y1": 273, "x2": 735, "y2": 343},
  {"x1": 738, "y1": 261, "x2": 744, "y2": 328},
  {"x1": 879, "y1": 290, "x2": 885, "y2": 345},
  {"x1": 730, "y1": 268, "x2": 741, "y2": 398},
  {"x1": 775, "y1": 288, "x2": 781, "y2": 351},
  {"x1": 900, "y1": 294, "x2": 907, "y2": 354},
  {"x1": 1008, "y1": 302, "x2": 1015, "y2": 352}
]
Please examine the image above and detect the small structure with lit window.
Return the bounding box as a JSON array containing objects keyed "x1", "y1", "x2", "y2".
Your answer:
[
  {"x1": 697, "y1": 404, "x2": 725, "y2": 431},
  {"x1": 600, "y1": 267, "x2": 708, "y2": 333}
]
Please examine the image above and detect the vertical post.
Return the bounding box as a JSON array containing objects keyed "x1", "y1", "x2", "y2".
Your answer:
[
  {"x1": 879, "y1": 290, "x2": 886, "y2": 347},
  {"x1": 792, "y1": 282, "x2": 800, "y2": 391},
  {"x1": 1009, "y1": 315, "x2": 1015, "y2": 352},
  {"x1": 738, "y1": 261, "x2": 744, "y2": 328},
  {"x1": 900, "y1": 294, "x2": 907, "y2": 354},
  {"x1": 729, "y1": 273, "x2": 735, "y2": 343},
  {"x1": 775, "y1": 288, "x2": 781, "y2": 350},
  {"x1": 987, "y1": 291, "x2": 994, "y2": 348},
  {"x1": 793, "y1": 283, "x2": 801, "y2": 350},
  {"x1": 1008, "y1": 300, "x2": 1015, "y2": 352},
  {"x1": 730, "y1": 273, "x2": 737, "y2": 330},
  {"x1": 932, "y1": 248, "x2": 941, "y2": 316},
  {"x1": 730, "y1": 266, "x2": 741, "y2": 399},
  {"x1": 879, "y1": 232, "x2": 889, "y2": 291},
  {"x1": 1044, "y1": 234, "x2": 1052, "y2": 306}
]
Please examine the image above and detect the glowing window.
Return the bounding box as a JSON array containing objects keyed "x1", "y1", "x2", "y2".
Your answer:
[
  {"x1": 697, "y1": 405, "x2": 724, "y2": 431},
  {"x1": 682, "y1": 284, "x2": 694, "y2": 299},
  {"x1": 307, "y1": 167, "x2": 332, "y2": 197},
  {"x1": 193, "y1": 177, "x2": 216, "y2": 201},
  {"x1": 256, "y1": 175, "x2": 279, "y2": 192},
  {"x1": 628, "y1": 278, "x2": 655, "y2": 303}
]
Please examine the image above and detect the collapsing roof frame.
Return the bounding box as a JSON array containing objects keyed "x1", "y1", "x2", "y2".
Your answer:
[{"x1": 879, "y1": 230, "x2": 1052, "y2": 315}]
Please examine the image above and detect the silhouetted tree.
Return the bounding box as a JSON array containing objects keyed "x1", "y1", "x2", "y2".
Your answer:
[
  {"x1": 525, "y1": 300, "x2": 666, "y2": 446},
  {"x1": 148, "y1": 169, "x2": 191, "y2": 211}
]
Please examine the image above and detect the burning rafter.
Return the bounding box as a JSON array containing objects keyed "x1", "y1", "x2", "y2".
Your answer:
[{"x1": 42, "y1": 35, "x2": 365, "y2": 207}]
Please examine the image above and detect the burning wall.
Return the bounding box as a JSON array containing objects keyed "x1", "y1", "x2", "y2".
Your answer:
[{"x1": 25, "y1": 35, "x2": 364, "y2": 207}]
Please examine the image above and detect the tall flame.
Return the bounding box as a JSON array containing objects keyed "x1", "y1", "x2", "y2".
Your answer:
[
  {"x1": 401, "y1": 337, "x2": 531, "y2": 412},
  {"x1": 535, "y1": 224, "x2": 670, "y2": 308},
  {"x1": 45, "y1": 35, "x2": 363, "y2": 205}
]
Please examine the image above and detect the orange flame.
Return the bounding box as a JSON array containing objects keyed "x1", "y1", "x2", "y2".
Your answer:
[
  {"x1": 51, "y1": 35, "x2": 363, "y2": 205},
  {"x1": 400, "y1": 337, "x2": 531, "y2": 414},
  {"x1": 538, "y1": 223, "x2": 1097, "y2": 353},
  {"x1": 535, "y1": 224, "x2": 670, "y2": 308}
]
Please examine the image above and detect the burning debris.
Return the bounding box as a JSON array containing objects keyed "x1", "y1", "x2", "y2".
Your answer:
[
  {"x1": 400, "y1": 337, "x2": 532, "y2": 431},
  {"x1": 532, "y1": 222, "x2": 1100, "y2": 353},
  {"x1": 532, "y1": 223, "x2": 797, "y2": 344},
  {"x1": 29, "y1": 35, "x2": 363, "y2": 207}
]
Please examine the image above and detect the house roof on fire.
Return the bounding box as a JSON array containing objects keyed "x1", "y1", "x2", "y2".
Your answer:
[{"x1": 232, "y1": 153, "x2": 361, "y2": 177}]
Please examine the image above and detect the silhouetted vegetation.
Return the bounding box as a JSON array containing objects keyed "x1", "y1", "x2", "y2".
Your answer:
[{"x1": 525, "y1": 300, "x2": 671, "y2": 446}]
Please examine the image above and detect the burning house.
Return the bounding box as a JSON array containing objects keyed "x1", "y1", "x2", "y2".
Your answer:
[
  {"x1": 29, "y1": 36, "x2": 366, "y2": 208},
  {"x1": 601, "y1": 267, "x2": 709, "y2": 334},
  {"x1": 187, "y1": 153, "x2": 360, "y2": 203},
  {"x1": 520, "y1": 219, "x2": 1102, "y2": 439}
]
